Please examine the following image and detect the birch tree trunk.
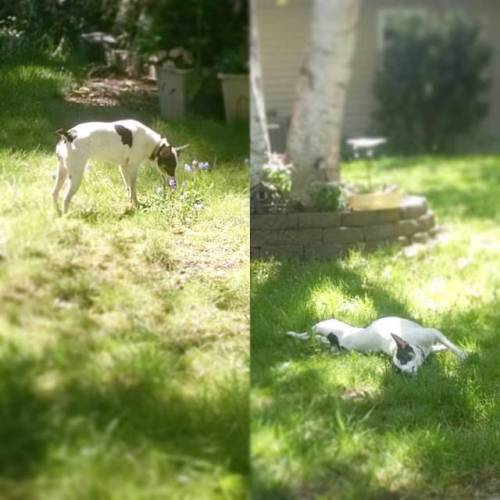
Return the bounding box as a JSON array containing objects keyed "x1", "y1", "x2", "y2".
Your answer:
[
  {"x1": 250, "y1": 0, "x2": 271, "y2": 186},
  {"x1": 287, "y1": 0, "x2": 360, "y2": 201}
]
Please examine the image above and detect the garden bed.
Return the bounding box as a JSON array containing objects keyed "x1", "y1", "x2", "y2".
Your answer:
[{"x1": 251, "y1": 195, "x2": 438, "y2": 259}]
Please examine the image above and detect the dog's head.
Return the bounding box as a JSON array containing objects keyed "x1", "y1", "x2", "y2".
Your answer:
[
  {"x1": 391, "y1": 333, "x2": 426, "y2": 375},
  {"x1": 152, "y1": 140, "x2": 189, "y2": 178}
]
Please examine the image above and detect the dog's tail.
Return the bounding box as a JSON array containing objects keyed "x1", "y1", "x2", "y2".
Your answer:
[
  {"x1": 285, "y1": 331, "x2": 310, "y2": 341},
  {"x1": 55, "y1": 128, "x2": 75, "y2": 143}
]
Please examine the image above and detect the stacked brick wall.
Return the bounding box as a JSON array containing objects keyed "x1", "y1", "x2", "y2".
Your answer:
[{"x1": 251, "y1": 196, "x2": 438, "y2": 259}]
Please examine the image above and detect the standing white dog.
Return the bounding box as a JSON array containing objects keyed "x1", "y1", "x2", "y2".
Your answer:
[
  {"x1": 53, "y1": 119, "x2": 188, "y2": 214},
  {"x1": 287, "y1": 317, "x2": 468, "y2": 374}
]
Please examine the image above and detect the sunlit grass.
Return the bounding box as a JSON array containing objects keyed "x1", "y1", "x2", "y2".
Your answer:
[
  {"x1": 0, "y1": 61, "x2": 249, "y2": 499},
  {"x1": 251, "y1": 156, "x2": 500, "y2": 499}
]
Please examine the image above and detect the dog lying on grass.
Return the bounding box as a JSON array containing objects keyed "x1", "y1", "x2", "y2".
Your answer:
[
  {"x1": 287, "y1": 316, "x2": 468, "y2": 375},
  {"x1": 53, "y1": 119, "x2": 188, "y2": 214}
]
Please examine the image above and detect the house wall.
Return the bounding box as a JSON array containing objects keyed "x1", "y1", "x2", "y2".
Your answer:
[{"x1": 256, "y1": 0, "x2": 500, "y2": 151}]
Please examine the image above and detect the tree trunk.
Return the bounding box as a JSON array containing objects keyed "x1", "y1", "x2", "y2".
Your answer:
[
  {"x1": 287, "y1": 0, "x2": 361, "y2": 201},
  {"x1": 250, "y1": 0, "x2": 271, "y2": 186}
]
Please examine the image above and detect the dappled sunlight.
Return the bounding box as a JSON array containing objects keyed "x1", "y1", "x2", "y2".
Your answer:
[
  {"x1": 252, "y1": 154, "x2": 500, "y2": 497},
  {"x1": 0, "y1": 60, "x2": 248, "y2": 498}
]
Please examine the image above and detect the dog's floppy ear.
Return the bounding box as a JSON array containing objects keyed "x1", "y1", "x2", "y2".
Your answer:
[
  {"x1": 174, "y1": 144, "x2": 190, "y2": 155},
  {"x1": 391, "y1": 333, "x2": 409, "y2": 349},
  {"x1": 158, "y1": 144, "x2": 173, "y2": 158}
]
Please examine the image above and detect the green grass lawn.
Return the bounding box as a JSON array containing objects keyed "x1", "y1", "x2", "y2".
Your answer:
[
  {"x1": 251, "y1": 157, "x2": 500, "y2": 499},
  {"x1": 0, "y1": 60, "x2": 249, "y2": 499}
]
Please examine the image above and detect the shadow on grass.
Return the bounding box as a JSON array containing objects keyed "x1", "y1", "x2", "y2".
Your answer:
[
  {"x1": 0, "y1": 60, "x2": 248, "y2": 166},
  {"x1": 251, "y1": 259, "x2": 500, "y2": 498},
  {"x1": 251, "y1": 259, "x2": 415, "y2": 389},
  {"x1": 0, "y1": 339, "x2": 248, "y2": 481}
]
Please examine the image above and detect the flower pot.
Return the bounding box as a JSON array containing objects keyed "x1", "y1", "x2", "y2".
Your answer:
[
  {"x1": 157, "y1": 66, "x2": 193, "y2": 120},
  {"x1": 348, "y1": 191, "x2": 403, "y2": 211},
  {"x1": 218, "y1": 73, "x2": 249, "y2": 122}
]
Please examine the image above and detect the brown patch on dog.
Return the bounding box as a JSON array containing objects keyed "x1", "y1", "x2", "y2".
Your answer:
[
  {"x1": 114, "y1": 124, "x2": 133, "y2": 148},
  {"x1": 56, "y1": 129, "x2": 76, "y2": 143}
]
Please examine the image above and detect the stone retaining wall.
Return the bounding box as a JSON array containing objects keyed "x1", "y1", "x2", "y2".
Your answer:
[{"x1": 251, "y1": 196, "x2": 438, "y2": 260}]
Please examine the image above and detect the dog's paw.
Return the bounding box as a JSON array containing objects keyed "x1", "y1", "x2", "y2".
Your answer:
[
  {"x1": 286, "y1": 331, "x2": 309, "y2": 340},
  {"x1": 315, "y1": 335, "x2": 331, "y2": 346}
]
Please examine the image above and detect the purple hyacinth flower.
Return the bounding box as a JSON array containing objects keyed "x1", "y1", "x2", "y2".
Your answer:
[{"x1": 199, "y1": 161, "x2": 209, "y2": 170}]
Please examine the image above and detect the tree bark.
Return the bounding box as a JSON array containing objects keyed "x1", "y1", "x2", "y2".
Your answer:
[
  {"x1": 287, "y1": 0, "x2": 361, "y2": 201},
  {"x1": 250, "y1": 0, "x2": 271, "y2": 186}
]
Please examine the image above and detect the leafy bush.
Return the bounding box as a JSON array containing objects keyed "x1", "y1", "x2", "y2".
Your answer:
[
  {"x1": 144, "y1": 0, "x2": 247, "y2": 69},
  {"x1": 374, "y1": 15, "x2": 492, "y2": 153},
  {"x1": 0, "y1": 0, "x2": 247, "y2": 70},
  {"x1": 262, "y1": 154, "x2": 292, "y2": 195},
  {"x1": 0, "y1": 0, "x2": 121, "y2": 59},
  {"x1": 308, "y1": 182, "x2": 344, "y2": 212}
]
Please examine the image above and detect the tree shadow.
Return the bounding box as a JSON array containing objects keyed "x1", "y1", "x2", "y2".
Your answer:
[
  {"x1": 0, "y1": 339, "x2": 248, "y2": 482},
  {"x1": 0, "y1": 60, "x2": 248, "y2": 165},
  {"x1": 251, "y1": 258, "x2": 415, "y2": 389}
]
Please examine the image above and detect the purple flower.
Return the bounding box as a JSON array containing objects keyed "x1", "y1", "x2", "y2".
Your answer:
[
  {"x1": 198, "y1": 161, "x2": 209, "y2": 170},
  {"x1": 168, "y1": 178, "x2": 177, "y2": 190}
]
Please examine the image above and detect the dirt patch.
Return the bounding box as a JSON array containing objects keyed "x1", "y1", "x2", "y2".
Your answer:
[{"x1": 66, "y1": 77, "x2": 158, "y2": 112}]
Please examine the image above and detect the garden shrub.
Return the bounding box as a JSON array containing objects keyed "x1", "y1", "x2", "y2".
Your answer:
[
  {"x1": 0, "y1": 0, "x2": 247, "y2": 71},
  {"x1": 373, "y1": 15, "x2": 492, "y2": 153},
  {"x1": 308, "y1": 182, "x2": 344, "y2": 212}
]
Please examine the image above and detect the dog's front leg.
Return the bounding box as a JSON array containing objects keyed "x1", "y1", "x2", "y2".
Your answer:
[
  {"x1": 119, "y1": 165, "x2": 139, "y2": 207},
  {"x1": 128, "y1": 166, "x2": 139, "y2": 207}
]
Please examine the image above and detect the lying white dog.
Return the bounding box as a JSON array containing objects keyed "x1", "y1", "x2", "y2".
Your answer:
[
  {"x1": 53, "y1": 119, "x2": 188, "y2": 214},
  {"x1": 287, "y1": 317, "x2": 468, "y2": 374}
]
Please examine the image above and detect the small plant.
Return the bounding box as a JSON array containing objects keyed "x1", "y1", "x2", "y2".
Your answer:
[
  {"x1": 308, "y1": 182, "x2": 345, "y2": 212},
  {"x1": 216, "y1": 42, "x2": 248, "y2": 74},
  {"x1": 261, "y1": 154, "x2": 292, "y2": 196},
  {"x1": 347, "y1": 137, "x2": 387, "y2": 192}
]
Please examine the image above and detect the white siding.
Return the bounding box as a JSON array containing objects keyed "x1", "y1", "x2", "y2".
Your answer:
[
  {"x1": 256, "y1": 0, "x2": 311, "y2": 118},
  {"x1": 256, "y1": 0, "x2": 500, "y2": 148}
]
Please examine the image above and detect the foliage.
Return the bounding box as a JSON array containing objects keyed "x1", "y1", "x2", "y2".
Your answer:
[
  {"x1": 141, "y1": 0, "x2": 248, "y2": 69},
  {"x1": 374, "y1": 15, "x2": 492, "y2": 153},
  {"x1": 261, "y1": 154, "x2": 293, "y2": 195},
  {"x1": 0, "y1": 61, "x2": 249, "y2": 498},
  {"x1": 252, "y1": 155, "x2": 500, "y2": 498},
  {"x1": 0, "y1": 0, "x2": 248, "y2": 71},
  {"x1": 307, "y1": 182, "x2": 344, "y2": 211},
  {"x1": 216, "y1": 41, "x2": 248, "y2": 73},
  {"x1": 0, "y1": 0, "x2": 121, "y2": 59}
]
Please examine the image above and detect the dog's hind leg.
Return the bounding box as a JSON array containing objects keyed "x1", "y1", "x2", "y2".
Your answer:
[
  {"x1": 63, "y1": 156, "x2": 86, "y2": 214},
  {"x1": 430, "y1": 329, "x2": 468, "y2": 359},
  {"x1": 52, "y1": 156, "x2": 67, "y2": 216}
]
